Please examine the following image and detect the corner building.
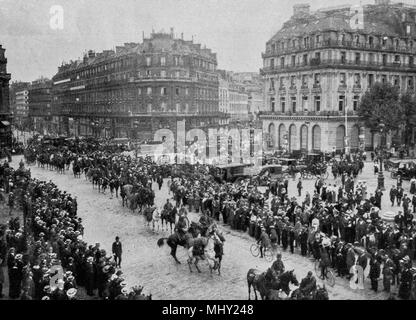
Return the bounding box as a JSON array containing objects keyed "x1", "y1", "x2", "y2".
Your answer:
[
  {"x1": 52, "y1": 31, "x2": 223, "y2": 141},
  {"x1": 0, "y1": 44, "x2": 11, "y2": 149},
  {"x1": 260, "y1": 0, "x2": 416, "y2": 153}
]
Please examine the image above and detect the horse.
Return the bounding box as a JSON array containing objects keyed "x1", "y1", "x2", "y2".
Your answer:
[
  {"x1": 143, "y1": 206, "x2": 159, "y2": 231},
  {"x1": 247, "y1": 269, "x2": 299, "y2": 300},
  {"x1": 161, "y1": 207, "x2": 176, "y2": 233},
  {"x1": 187, "y1": 234, "x2": 223, "y2": 276},
  {"x1": 157, "y1": 231, "x2": 194, "y2": 264}
]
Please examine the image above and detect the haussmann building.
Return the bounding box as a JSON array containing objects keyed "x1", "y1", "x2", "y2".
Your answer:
[
  {"x1": 260, "y1": 0, "x2": 416, "y2": 153},
  {"x1": 51, "y1": 30, "x2": 225, "y2": 142}
]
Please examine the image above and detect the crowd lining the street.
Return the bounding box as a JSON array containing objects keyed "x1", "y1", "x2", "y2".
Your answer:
[{"x1": 2, "y1": 135, "x2": 416, "y2": 299}]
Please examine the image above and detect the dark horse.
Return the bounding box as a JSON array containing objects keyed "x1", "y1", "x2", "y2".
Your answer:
[
  {"x1": 247, "y1": 269, "x2": 299, "y2": 300},
  {"x1": 161, "y1": 206, "x2": 177, "y2": 233},
  {"x1": 157, "y1": 231, "x2": 194, "y2": 264}
]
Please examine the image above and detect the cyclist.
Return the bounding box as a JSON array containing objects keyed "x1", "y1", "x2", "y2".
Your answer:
[{"x1": 257, "y1": 225, "x2": 271, "y2": 258}]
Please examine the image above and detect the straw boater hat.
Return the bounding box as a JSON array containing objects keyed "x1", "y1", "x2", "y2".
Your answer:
[{"x1": 66, "y1": 288, "x2": 77, "y2": 299}]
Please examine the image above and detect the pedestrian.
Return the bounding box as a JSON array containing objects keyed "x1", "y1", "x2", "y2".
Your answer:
[
  {"x1": 369, "y1": 256, "x2": 381, "y2": 292},
  {"x1": 390, "y1": 186, "x2": 397, "y2": 207},
  {"x1": 112, "y1": 236, "x2": 122, "y2": 268},
  {"x1": 297, "y1": 178, "x2": 303, "y2": 197}
]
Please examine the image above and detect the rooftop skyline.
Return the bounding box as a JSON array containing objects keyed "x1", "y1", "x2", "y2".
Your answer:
[{"x1": 2, "y1": 0, "x2": 416, "y2": 82}]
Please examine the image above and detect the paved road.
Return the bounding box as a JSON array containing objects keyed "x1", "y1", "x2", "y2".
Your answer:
[{"x1": 11, "y1": 156, "x2": 398, "y2": 300}]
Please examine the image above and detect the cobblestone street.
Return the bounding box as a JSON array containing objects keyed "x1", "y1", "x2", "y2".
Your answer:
[{"x1": 9, "y1": 155, "x2": 410, "y2": 300}]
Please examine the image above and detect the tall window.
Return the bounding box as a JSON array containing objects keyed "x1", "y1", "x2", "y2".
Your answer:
[
  {"x1": 271, "y1": 97, "x2": 275, "y2": 112},
  {"x1": 302, "y1": 96, "x2": 308, "y2": 111},
  {"x1": 340, "y1": 51, "x2": 346, "y2": 64},
  {"x1": 160, "y1": 56, "x2": 166, "y2": 66},
  {"x1": 160, "y1": 70, "x2": 166, "y2": 78},
  {"x1": 147, "y1": 87, "x2": 152, "y2": 95},
  {"x1": 291, "y1": 76, "x2": 296, "y2": 87},
  {"x1": 175, "y1": 87, "x2": 180, "y2": 96},
  {"x1": 270, "y1": 58, "x2": 275, "y2": 69},
  {"x1": 409, "y1": 56, "x2": 414, "y2": 66},
  {"x1": 303, "y1": 54, "x2": 308, "y2": 65},
  {"x1": 354, "y1": 73, "x2": 361, "y2": 86},
  {"x1": 355, "y1": 52, "x2": 361, "y2": 64},
  {"x1": 280, "y1": 57, "x2": 285, "y2": 68},
  {"x1": 291, "y1": 97, "x2": 296, "y2": 113},
  {"x1": 382, "y1": 74, "x2": 387, "y2": 83},
  {"x1": 338, "y1": 95, "x2": 345, "y2": 112},
  {"x1": 270, "y1": 78, "x2": 275, "y2": 90},
  {"x1": 314, "y1": 96, "x2": 321, "y2": 112},
  {"x1": 382, "y1": 54, "x2": 388, "y2": 66},
  {"x1": 302, "y1": 74, "x2": 308, "y2": 86},
  {"x1": 340, "y1": 73, "x2": 346, "y2": 85},
  {"x1": 408, "y1": 77, "x2": 414, "y2": 89},
  {"x1": 314, "y1": 73, "x2": 320, "y2": 85},
  {"x1": 353, "y1": 95, "x2": 359, "y2": 111},
  {"x1": 280, "y1": 97, "x2": 285, "y2": 113},
  {"x1": 161, "y1": 87, "x2": 167, "y2": 95},
  {"x1": 279, "y1": 77, "x2": 285, "y2": 88},
  {"x1": 291, "y1": 55, "x2": 296, "y2": 66},
  {"x1": 146, "y1": 57, "x2": 151, "y2": 66},
  {"x1": 368, "y1": 74, "x2": 374, "y2": 87}
]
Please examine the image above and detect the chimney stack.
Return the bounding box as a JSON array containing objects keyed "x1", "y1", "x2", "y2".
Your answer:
[{"x1": 293, "y1": 4, "x2": 310, "y2": 18}]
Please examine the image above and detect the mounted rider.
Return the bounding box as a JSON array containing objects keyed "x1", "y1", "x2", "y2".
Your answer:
[
  {"x1": 175, "y1": 209, "x2": 190, "y2": 243},
  {"x1": 299, "y1": 271, "x2": 317, "y2": 296},
  {"x1": 265, "y1": 252, "x2": 285, "y2": 284}
]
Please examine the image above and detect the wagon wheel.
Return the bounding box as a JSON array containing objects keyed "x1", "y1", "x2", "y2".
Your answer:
[{"x1": 250, "y1": 243, "x2": 260, "y2": 258}]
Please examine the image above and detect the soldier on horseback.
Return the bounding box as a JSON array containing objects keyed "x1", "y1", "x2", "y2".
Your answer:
[
  {"x1": 299, "y1": 271, "x2": 317, "y2": 297},
  {"x1": 175, "y1": 211, "x2": 189, "y2": 243},
  {"x1": 265, "y1": 252, "x2": 285, "y2": 284}
]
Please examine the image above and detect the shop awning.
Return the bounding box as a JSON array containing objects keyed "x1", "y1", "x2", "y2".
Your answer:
[{"x1": 0, "y1": 121, "x2": 10, "y2": 126}]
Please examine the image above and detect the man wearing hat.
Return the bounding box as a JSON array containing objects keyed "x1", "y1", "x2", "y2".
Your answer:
[
  {"x1": 112, "y1": 236, "x2": 122, "y2": 268},
  {"x1": 66, "y1": 288, "x2": 77, "y2": 300}
]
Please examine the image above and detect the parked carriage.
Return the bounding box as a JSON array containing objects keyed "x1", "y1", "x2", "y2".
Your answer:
[{"x1": 388, "y1": 159, "x2": 416, "y2": 180}]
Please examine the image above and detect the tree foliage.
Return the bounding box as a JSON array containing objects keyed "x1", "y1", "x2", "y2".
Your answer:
[
  {"x1": 399, "y1": 91, "x2": 416, "y2": 145},
  {"x1": 358, "y1": 82, "x2": 401, "y2": 132}
]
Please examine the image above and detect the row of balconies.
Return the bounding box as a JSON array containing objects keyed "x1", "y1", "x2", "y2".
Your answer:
[
  {"x1": 259, "y1": 110, "x2": 358, "y2": 117},
  {"x1": 262, "y1": 58, "x2": 416, "y2": 73},
  {"x1": 263, "y1": 39, "x2": 416, "y2": 57}
]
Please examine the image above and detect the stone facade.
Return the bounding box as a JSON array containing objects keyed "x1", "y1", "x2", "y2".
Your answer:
[
  {"x1": 51, "y1": 30, "x2": 226, "y2": 140},
  {"x1": 260, "y1": 0, "x2": 416, "y2": 152},
  {"x1": 0, "y1": 44, "x2": 11, "y2": 149}
]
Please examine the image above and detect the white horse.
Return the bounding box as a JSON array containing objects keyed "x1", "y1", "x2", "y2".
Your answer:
[{"x1": 152, "y1": 208, "x2": 161, "y2": 232}]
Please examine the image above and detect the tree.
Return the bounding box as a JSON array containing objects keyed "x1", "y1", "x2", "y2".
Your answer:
[
  {"x1": 399, "y1": 91, "x2": 416, "y2": 146},
  {"x1": 358, "y1": 82, "x2": 401, "y2": 133}
]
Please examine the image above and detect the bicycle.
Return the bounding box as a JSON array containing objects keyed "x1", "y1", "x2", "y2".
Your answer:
[
  {"x1": 250, "y1": 243, "x2": 275, "y2": 262},
  {"x1": 314, "y1": 259, "x2": 336, "y2": 287}
]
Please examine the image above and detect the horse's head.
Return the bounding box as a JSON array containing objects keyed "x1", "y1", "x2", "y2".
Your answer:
[{"x1": 282, "y1": 270, "x2": 299, "y2": 287}]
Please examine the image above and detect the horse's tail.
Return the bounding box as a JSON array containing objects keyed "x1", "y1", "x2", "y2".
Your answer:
[{"x1": 157, "y1": 238, "x2": 168, "y2": 247}]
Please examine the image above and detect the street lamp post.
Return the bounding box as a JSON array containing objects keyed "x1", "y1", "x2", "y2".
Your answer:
[{"x1": 377, "y1": 122, "x2": 386, "y2": 191}]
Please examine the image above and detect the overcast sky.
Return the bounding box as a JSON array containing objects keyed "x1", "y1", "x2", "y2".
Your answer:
[{"x1": 1, "y1": 0, "x2": 414, "y2": 82}]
